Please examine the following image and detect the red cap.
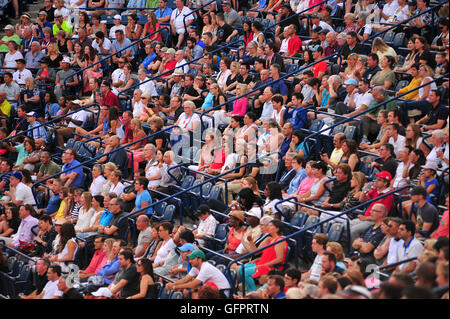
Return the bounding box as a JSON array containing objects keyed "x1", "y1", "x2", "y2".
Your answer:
[
  {"x1": 376, "y1": 171, "x2": 392, "y2": 182},
  {"x1": 204, "y1": 282, "x2": 218, "y2": 289}
]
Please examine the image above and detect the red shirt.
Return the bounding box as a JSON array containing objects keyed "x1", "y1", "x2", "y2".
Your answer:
[
  {"x1": 311, "y1": 60, "x2": 327, "y2": 78},
  {"x1": 122, "y1": 123, "x2": 133, "y2": 143},
  {"x1": 287, "y1": 36, "x2": 302, "y2": 57},
  {"x1": 161, "y1": 60, "x2": 177, "y2": 78},
  {"x1": 102, "y1": 90, "x2": 121, "y2": 111},
  {"x1": 84, "y1": 249, "x2": 107, "y2": 275},
  {"x1": 432, "y1": 210, "x2": 449, "y2": 238},
  {"x1": 364, "y1": 188, "x2": 394, "y2": 217}
]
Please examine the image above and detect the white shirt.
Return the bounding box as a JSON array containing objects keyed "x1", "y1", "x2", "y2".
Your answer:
[
  {"x1": 154, "y1": 238, "x2": 176, "y2": 264},
  {"x1": 188, "y1": 261, "x2": 231, "y2": 291},
  {"x1": 68, "y1": 109, "x2": 88, "y2": 128},
  {"x1": 387, "y1": 237, "x2": 403, "y2": 265},
  {"x1": 171, "y1": 6, "x2": 193, "y2": 33},
  {"x1": 397, "y1": 237, "x2": 423, "y2": 271},
  {"x1": 74, "y1": 206, "x2": 95, "y2": 232},
  {"x1": 90, "y1": 175, "x2": 106, "y2": 196},
  {"x1": 132, "y1": 100, "x2": 145, "y2": 118},
  {"x1": 109, "y1": 25, "x2": 126, "y2": 39},
  {"x1": 92, "y1": 38, "x2": 112, "y2": 54},
  {"x1": 13, "y1": 68, "x2": 33, "y2": 85},
  {"x1": 279, "y1": 38, "x2": 289, "y2": 54},
  {"x1": 177, "y1": 112, "x2": 200, "y2": 130},
  {"x1": 388, "y1": 134, "x2": 406, "y2": 156},
  {"x1": 42, "y1": 279, "x2": 63, "y2": 299},
  {"x1": 111, "y1": 68, "x2": 126, "y2": 86},
  {"x1": 4, "y1": 51, "x2": 23, "y2": 69},
  {"x1": 109, "y1": 181, "x2": 125, "y2": 197},
  {"x1": 345, "y1": 91, "x2": 374, "y2": 111},
  {"x1": 175, "y1": 59, "x2": 189, "y2": 74},
  {"x1": 14, "y1": 182, "x2": 37, "y2": 206},
  {"x1": 139, "y1": 78, "x2": 158, "y2": 97},
  {"x1": 381, "y1": 0, "x2": 400, "y2": 23},
  {"x1": 319, "y1": 21, "x2": 334, "y2": 33},
  {"x1": 392, "y1": 162, "x2": 414, "y2": 189}
]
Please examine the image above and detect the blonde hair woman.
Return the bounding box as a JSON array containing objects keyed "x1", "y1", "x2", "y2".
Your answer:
[
  {"x1": 101, "y1": 162, "x2": 118, "y2": 196},
  {"x1": 341, "y1": 53, "x2": 359, "y2": 82},
  {"x1": 326, "y1": 242, "x2": 346, "y2": 269},
  {"x1": 223, "y1": 61, "x2": 240, "y2": 92},
  {"x1": 74, "y1": 192, "x2": 95, "y2": 233},
  {"x1": 127, "y1": 118, "x2": 148, "y2": 172},
  {"x1": 417, "y1": 64, "x2": 437, "y2": 101},
  {"x1": 371, "y1": 37, "x2": 398, "y2": 66},
  {"x1": 343, "y1": 13, "x2": 357, "y2": 33},
  {"x1": 23, "y1": 77, "x2": 41, "y2": 108}
]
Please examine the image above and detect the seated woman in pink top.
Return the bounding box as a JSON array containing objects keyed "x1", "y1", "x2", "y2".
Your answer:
[
  {"x1": 295, "y1": 161, "x2": 316, "y2": 198},
  {"x1": 211, "y1": 84, "x2": 249, "y2": 128}
]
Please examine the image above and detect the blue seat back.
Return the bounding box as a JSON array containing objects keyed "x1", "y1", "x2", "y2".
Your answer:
[{"x1": 327, "y1": 223, "x2": 345, "y2": 242}]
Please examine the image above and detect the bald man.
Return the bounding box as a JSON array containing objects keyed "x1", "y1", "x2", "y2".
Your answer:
[{"x1": 133, "y1": 215, "x2": 152, "y2": 258}]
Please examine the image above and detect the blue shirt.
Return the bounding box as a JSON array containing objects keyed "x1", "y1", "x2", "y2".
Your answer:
[
  {"x1": 99, "y1": 210, "x2": 114, "y2": 227},
  {"x1": 43, "y1": 194, "x2": 62, "y2": 215},
  {"x1": 201, "y1": 92, "x2": 214, "y2": 110},
  {"x1": 45, "y1": 102, "x2": 60, "y2": 119},
  {"x1": 280, "y1": 136, "x2": 292, "y2": 157},
  {"x1": 97, "y1": 257, "x2": 120, "y2": 285},
  {"x1": 287, "y1": 168, "x2": 308, "y2": 195},
  {"x1": 272, "y1": 79, "x2": 289, "y2": 96},
  {"x1": 62, "y1": 159, "x2": 84, "y2": 187},
  {"x1": 28, "y1": 121, "x2": 49, "y2": 143},
  {"x1": 112, "y1": 38, "x2": 135, "y2": 58},
  {"x1": 141, "y1": 52, "x2": 157, "y2": 74},
  {"x1": 425, "y1": 177, "x2": 439, "y2": 203},
  {"x1": 155, "y1": 7, "x2": 173, "y2": 19},
  {"x1": 285, "y1": 106, "x2": 308, "y2": 130},
  {"x1": 135, "y1": 190, "x2": 153, "y2": 215}
]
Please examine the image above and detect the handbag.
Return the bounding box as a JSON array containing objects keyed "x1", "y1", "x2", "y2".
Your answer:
[{"x1": 18, "y1": 240, "x2": 35, "y2": 254}]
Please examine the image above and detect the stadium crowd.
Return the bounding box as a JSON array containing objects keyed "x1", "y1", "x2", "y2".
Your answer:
[{"x1": 0, "y1": 0, "x2": 448, "y2": 300}]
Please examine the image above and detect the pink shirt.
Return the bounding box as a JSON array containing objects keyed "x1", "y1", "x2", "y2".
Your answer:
[
  {"x1": 297, "y1": 177, "x2": 316, "y2": 195},
  {"x1": 432, "y1": 210, "x2": 449, "y2": 239},
  {"x1": 231, "y1": 98, "x2": 248, "y2": 116}
]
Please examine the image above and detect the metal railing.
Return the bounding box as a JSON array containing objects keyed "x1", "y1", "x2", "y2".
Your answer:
[
  {"x1": 227, "y1": 184, "x2": 413, "y2": 296},
  {"x1": 116, "y1": 39, "x2": 247, "y2": 101},
  {"x1": 62, "y1": 27, "x2": 168, "y2": 91},
  {"x1": 362, "y1": 0, "x2": 447, "y2": 46},
  {"x1": 303, "y1": 73, "x2": 449, "y2": 145}
]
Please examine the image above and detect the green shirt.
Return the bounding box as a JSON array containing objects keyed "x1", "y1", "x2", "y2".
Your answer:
[
  {"x1": 0, "y1": 35, "x2": 22, "y2": 53},
  {"x1": 14, "y1": 143, "x2": 28, "y2": 166},
  {"x1": 146, "y1": 0, "x2": 159, "y2": 9},
  {"x1": 53, "y1": 21, "x2": 73, "y2": 36},
  {"x1": 39, "y1": 161, "x2": 62, "y2": 177},
  {"x1": 369, "y1": 96, "x2": 396, "y2": 117}
]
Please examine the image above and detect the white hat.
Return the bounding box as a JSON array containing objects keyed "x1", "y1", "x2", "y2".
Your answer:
[
  {"x1": 5, "y1": 24, "x2": 14, "y2": 30},
  {"x1": 245, "y1": 207, "x2": 262, "y2": 219},
  {"x1": 172, "y1": 68, "x2": 184, "y2": 76},
  {"x1": 62, "y1": 56, "x2": 71, "y2": 63},
  {"x1": 54, "y1": 9, "x2": 62, "y2": 17},
  {"x1": 422, "y1": 161, "x2": 439, "y2": 171},
  {"x1": 71, "y1": 99, "x2": 83, "y2": 106},
  {"x1": 114, "y1": 14, "x2": 122, "y2": 20},
  {"x1": 92, "y1": 287, "x2": 112, "y2": 298}
]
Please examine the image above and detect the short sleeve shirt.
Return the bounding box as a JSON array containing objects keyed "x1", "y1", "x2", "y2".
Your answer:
[
  {"x1": 188, "y1": 262, "x2": 231, "y2": 290},
  {"x1": 62, "y1": 159, "x2": 84, "y2": 187},
  {"x1": 118, "y1": 264, "x2": 140, "y2": 299}
]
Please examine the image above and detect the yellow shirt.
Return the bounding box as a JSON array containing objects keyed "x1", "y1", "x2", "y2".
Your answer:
[
  {"x1": 54, "y1": 200, "x2": 67, "y2": 220},
  {"x1": 398, "y1": 77, "x2": 422, "y2": 100},
  {"x1": 330, "y1": 148, "x2": 344, "y2": 166},
  {"x1": 0, "y1": 99, "x2": 11, "y2": 117}
]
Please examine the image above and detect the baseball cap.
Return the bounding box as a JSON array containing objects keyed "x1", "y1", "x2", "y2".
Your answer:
[
  {"x1": 11, "y1": 171, "x2": 23, "y2": 181},
  {"x1": 54, "y1": 9, "x2": 62, "y2": 17},
  {"x1": 71, "y1": 99, "x2": 83, "y2": 106},
  {"x1": 228, "y1": 210, "x2": 245, "y2": 223},
  {"x1": 311, "y1": 26, "x2": 322, "y2": 33},
  {"x1": 114, "y1": 14, "x2": 122, "y2": 20},
  {"x1": 311, "y1": 45, "x2": 323, "y2": 52},
  {"x1": 195, "y1": 204, "x2": 210, "y2": 217},
  {"x1": 92, "y1": 287, "x2": 113, "y2": 298},
  {"x1": 222, "y1": 1, "x2": 231, "y2": 6},
  {"x1": 39, "y1": 57, "x2": 50, "y2": 64},
  {"x1": 161, "y1": 47, "x2": 168, "y2": 53},
  {"x1": 15, "y1": 58, "x2": 26, "y2": 64},
  {"x1": 26, "y1": 111, "x2": 38, "y2": 117},
  {"x1": 166, "y1": 48, "x2": 176, "y2": 54},
  {"x1": 311, "y1": 12, "x2": 320, "y2": 19},
  {"x1": 38, "y1": 10, "x2": 48, "y2": 16},
  {"x1": 281, "y1": 2, "x2": 292, "y2": 10},
  {"x1": 410, "y1": 185, "x2": 427, "y2": 197},
  {"x1": 421, "y1": 161, "x2": 438, "y2": 172},
  {"x1": 407, "y1": 0, "x2": 417, "y2": 5},
  {"x1": 344, "y1": 78, "x2": 358, "y2": 86},
  {"x1": 187, "y1": 249, "x2": 206, "y2": 260},
  {"x1": 21, "y1": 13, "x2": 31, "y2": 19},
  {"x1": 178, "y1": 243, "x2": 195, "y2": 252},
  {"x1": 376, "y1": 171, "x2": 392, "y2": 182},
  {"x1": 62, "y1": 56, "x2": 71, "y2": 63},
  {"x1": 5, "y1": 24, "x2": 14, "y2": 30}
]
